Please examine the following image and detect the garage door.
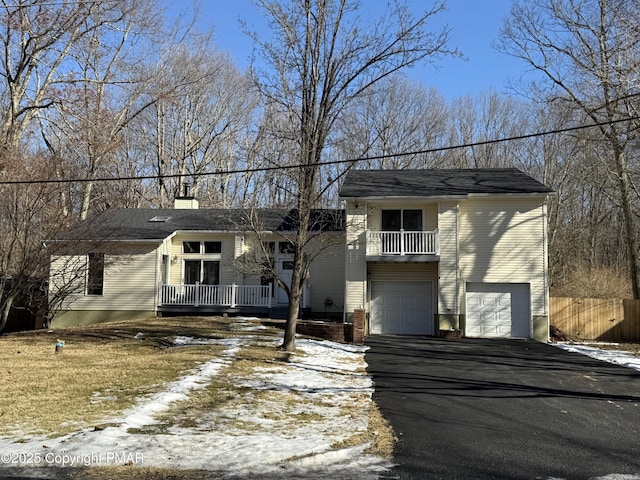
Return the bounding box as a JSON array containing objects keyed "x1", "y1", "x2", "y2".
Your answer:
[
  {"x1": 370, "y1": 281, "x2": 433, "y2": 335},
  {"x1": 466, "y1": 283, "x2": 530, "y2": 338}
]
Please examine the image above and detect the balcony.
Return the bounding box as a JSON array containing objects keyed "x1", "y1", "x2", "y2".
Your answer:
[{"x1": 365, "y1": 229, "x2": 439, "y2": 262}]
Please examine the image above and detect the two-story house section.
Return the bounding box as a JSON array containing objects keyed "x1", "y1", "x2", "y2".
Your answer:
[{"x1": 339, "y1": 168, "x2": 554, "y2": 342}]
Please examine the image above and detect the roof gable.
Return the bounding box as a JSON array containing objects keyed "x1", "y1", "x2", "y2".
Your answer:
[{"x1": 339, "y1": 168, "x2": 553, "y2": 198}]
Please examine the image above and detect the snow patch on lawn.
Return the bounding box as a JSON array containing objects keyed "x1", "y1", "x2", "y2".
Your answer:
[{"x1": 0, "y1": 329, "x2": 390, "y2": 479}]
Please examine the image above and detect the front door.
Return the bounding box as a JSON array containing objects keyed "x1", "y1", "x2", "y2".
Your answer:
[{"x1": 277, "y1": 259, "x2": 293, "y2": 304}]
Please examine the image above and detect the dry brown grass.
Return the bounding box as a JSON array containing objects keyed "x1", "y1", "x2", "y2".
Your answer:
[
  {"x1": 0, "y1": 316, "x2": 257, "y2": 437},
  {"x1": 75, "y1": 466, "x2": 221, "y2": 480},
  {"x1": 552, "y1": 264, "x2": 633, "y2": 299},
  {"x1": 0, "y1": 316, "x2": 396, "y2": 478}
]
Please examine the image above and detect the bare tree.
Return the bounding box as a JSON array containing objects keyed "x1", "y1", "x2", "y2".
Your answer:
[
  {"x1": 333, "y1": 75, "x2": 449, "y2": 171},
  {"x1": 248, "y1": 0, "x2": 459, "y2": 350},
  {"x1": 147, "y1": 40, "x2": 259, "y2": 208},
  {"x1": 0, "y1": 152, "x2": 71, "y2": 332},
  {"x1": 0, "y1": 0, "x2": 152, "y2": 158},
  {"x1": 498, "y1": 0, "x2": 640, "y2": 298},
  {"x1": 38, "y1": 0, "x2": 166, "y2": 219}
]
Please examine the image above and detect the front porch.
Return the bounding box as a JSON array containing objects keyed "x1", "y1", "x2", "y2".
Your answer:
[{"x1": 157, "y1": 283, "x2": 310, "y2": 316}]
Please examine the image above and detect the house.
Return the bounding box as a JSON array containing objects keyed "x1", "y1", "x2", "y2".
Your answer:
[
  {"x1": 49, "y1": 194, "x2": 345, "y2": 327},
  {"x1": 49, "y1": 168, "x2": 553, "y2": 342},
  {"x1": 338, "y1": 168, "x2": 553, "y2": 342}
]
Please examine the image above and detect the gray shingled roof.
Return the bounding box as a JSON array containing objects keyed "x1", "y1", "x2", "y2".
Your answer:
[
  {"x1": 56, "y1": 208, "x2": 344, "y2": 242},
  {"x1": 339, "y1": 168, "x2": 553, "y2": 198}
]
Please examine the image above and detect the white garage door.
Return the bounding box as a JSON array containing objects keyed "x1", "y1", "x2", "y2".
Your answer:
[
  {"x1": 370, "y1": 282, "x2": 433, "y2": 335},
  {"x1": 466, "y1": 283, "x2": 531, "y2": 338}
]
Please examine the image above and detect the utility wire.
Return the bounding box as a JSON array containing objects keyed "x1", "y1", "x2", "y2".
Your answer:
[{"x1": 0, "y1": 115, "x2": 638, "y2": 186}]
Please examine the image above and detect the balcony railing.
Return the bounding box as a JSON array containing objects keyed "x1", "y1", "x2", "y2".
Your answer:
[
  {"x1": 159, "y1": 283, "x2": 273, "y2": 308},
  {"x1": 366, "y1": 229, "x2": 439, "y2": 256}
]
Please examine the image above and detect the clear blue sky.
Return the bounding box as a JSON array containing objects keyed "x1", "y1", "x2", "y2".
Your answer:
[{"x1": 171, "y1": 0, "x2": 522, "y2": 100}]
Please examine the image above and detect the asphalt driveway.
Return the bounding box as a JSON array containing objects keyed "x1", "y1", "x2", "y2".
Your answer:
[{"x1": 366, "y1": 336, "x2": 640, "y2": 480}]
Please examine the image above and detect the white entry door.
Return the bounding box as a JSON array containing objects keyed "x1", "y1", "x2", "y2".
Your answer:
[
  {"x1": 277, "y1": 259, "x2": 293, "y2": 304},
  {"x1": 370, "y1": 281, "x2": 433, "y2": 335}
]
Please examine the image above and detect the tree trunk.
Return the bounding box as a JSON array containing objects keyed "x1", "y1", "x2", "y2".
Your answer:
[
  {"x1": 0, "y1": 296, "x2": 15, "y2": 334},
  {"x1": 614, "y1": 149, "x2": 640, "y2": 299},
  {"x1": 281, "y1": 248, "x2": 305, "y2": 351},
  {"x1": 80, "y1": 180, "x2": 94, "y2": 220}
]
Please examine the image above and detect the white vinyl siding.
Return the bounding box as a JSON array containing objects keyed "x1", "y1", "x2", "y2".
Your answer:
[
  {"x1": 345, "y1": 201, "x2": 368, "y2": 314},
  {"x1": 438, "y1": 201, "x2": 459, "y2": 315},
  {"x1": 308, "y1": 242, "x2": 345, "y2": 314},
  {"x1": 367, "y1": 263, "x2": 438, "y2": 283},
  {"x1": 52, "y1": 246, "x2": 159, "y2": 312},
  {"x1": 458, "y1": 197, "x2": 547, "y2": 318}
]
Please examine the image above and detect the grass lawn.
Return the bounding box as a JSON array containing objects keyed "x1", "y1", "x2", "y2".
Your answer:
[
  {"x1": 0, "y1": 317, "x2": 242, "y2": 438},
  {"x1": 0, "y1": 316, "x2": 393, "y2": 480}
]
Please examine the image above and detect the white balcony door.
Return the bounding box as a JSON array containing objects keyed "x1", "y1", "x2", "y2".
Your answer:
[
  {"x1": 381, "y1": 209, "x2": 423, "y2": 254},
  {"x1": 381, "y1": 209, "x2": 423, "y2": 231}
]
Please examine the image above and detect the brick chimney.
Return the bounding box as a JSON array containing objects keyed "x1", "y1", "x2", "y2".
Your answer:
[{"x1": 174, "y1": 183, "x2": 199, "y2": 209}]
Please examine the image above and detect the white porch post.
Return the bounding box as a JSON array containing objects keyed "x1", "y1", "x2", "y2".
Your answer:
[
  {"x1": 400, "y1": 229, "x2": 405, "y2": 255},
  {"x1": 194, "y1": 281, "x2": 200, "y2": 307},
  {"x1": 231, "y1": 284, "x2": 237, "y2": 308},
  {"x1": 268, "y1": 283, "x2": 273, "y2": 308}
]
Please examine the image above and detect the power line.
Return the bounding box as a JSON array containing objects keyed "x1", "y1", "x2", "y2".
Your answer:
[{"x1": 0, "y1": 115, "x2": 638, "y2": 186}]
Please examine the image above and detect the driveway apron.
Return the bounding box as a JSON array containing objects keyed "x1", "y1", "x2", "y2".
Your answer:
[{"x1": 365, "y1": 336, "x2": 640, "y2": 480}]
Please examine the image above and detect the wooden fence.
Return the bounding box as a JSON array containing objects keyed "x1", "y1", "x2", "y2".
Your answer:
[{"x1": 550, "y1": 297, "x2": 640, "y2": 342}]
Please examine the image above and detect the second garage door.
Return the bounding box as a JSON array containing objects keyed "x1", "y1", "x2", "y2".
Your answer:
[
  {"x1": 370, "y1": 281, "x2": 433, "y2": 335},
  {"x1": 466, "y1": 283, "x2": 531, "y2": 338}
]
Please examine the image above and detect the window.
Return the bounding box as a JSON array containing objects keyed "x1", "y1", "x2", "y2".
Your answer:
[
  {"x1": 262, "y1": 241, "x2": 276, "y2": 254},
  {"x1": 183, "y1": 241, "x2": 200, "y2": 253},
  {"x1": 204, "y1": 241, "x2": 222, "y2": 254},
  {"x1": 184, "y1": 260, "x2": 220, "y2": 285},
  {"x1": 87, "y1": 253, "x2": 105, "y2": 295},
  {"x1": 278, "y1": 241, "x2": 295, "y2": 254},
  {"x1": 183, "y1": 241, "x2": 222, "y2": 254},
  {"x1": 381, "y1": 209, "x2": 423, "y2": 231}
]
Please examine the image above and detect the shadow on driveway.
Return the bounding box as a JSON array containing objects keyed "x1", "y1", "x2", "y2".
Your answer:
[{"x1": 366, "y1": 336, "x2": 640, "y2": 480}]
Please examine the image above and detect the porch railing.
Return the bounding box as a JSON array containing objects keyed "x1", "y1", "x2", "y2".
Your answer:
[
  {"x1": 366, "y1": 229, "x2": 439, "y2": 256},
  {"x1": 159, "y1": 283, "x2": 273, "y2": 308}
]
